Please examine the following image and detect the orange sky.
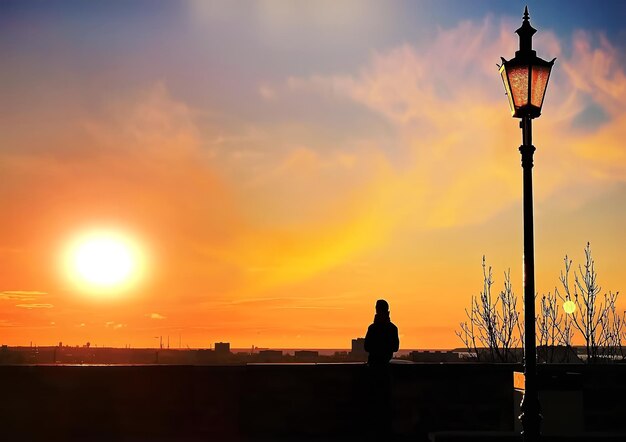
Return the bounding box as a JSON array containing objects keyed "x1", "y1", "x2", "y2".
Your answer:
[{"x1": 1, "y1": 3, "x2": 625, "y2": 349}]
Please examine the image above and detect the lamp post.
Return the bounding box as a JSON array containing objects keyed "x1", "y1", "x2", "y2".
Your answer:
[{"x1": 498, "y1": 7, "x2": 555, "y2": 442}]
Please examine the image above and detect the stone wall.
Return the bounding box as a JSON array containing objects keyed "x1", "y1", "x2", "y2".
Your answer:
[{"x1": 1, "y1": 363, "x2": 622, "y2": 441}]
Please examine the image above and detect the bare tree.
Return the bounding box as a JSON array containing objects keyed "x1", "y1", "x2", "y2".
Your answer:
[
  {"x1": 538, "y1": 292, "x2": 575, "y2": 362},
  {"x1": 459, "y1": 243, "x2": 621, "y2": 364},
  {"x1": 597, "y1": 292, "x2": 624, "y2": 360},
  {"x1": 456, "y1": 257, "x2": 522, "y2": 362},
  {"x1": 538, "y1": 292, "x2": 557, "y2": 362},
  {"x1": 498, "y1": 268, "x2": 523, "y2": 362},
  {"x1": 557, "y1": 243, "x2": 622, "y2": 363}
]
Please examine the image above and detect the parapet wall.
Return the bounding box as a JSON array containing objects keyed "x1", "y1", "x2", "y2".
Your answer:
[
  {"x1": 0, "y1": 363, "x2": 514, "y2": 441},
  {"x1": 1, "y1": 363, "x2": 623, "y2": 441}
]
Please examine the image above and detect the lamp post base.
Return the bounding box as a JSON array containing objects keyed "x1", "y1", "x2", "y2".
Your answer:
[{"x1": 520, "y1": 393, "x2": 542, "y2": 442}]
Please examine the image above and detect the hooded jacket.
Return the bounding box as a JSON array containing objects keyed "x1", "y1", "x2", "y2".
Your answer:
[{"x1": 364, "y1": 313, "x2": 399, "y2": 365}]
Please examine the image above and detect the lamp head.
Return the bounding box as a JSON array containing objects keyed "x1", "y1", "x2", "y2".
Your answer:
[{"x1": 499, "y1": 7, "x2": 555, "y2": 119}]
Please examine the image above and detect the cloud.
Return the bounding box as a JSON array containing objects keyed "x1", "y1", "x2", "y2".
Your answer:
[
  {"x1": 15, "y1": 303, "x2": 53, "y2": 309},
  {"x1": 561, "y1": 32, "x2": 626, "y2": 116},
  {"x1": 180, "y1": 17, "x2": 626, "y2": 302},
  {"x1": 266, "y1": 19, "x2": 522, "y2": 236},
  {"x1": 148, "y1": 313, "x2": 166, "y2": 320},
  {"x1": 278, "y1": 17, "x2": 626, "y2": 230},
  {"x1": 0, "y1": 291, "x2": 47, "y2": 301},
  {"x1": 258, "y1": 84, "x2": 276, "y2": 100}
]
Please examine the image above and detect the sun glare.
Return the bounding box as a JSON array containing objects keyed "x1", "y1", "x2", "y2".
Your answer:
[{"x1": 65, "y1": 230, "x2": 144, "y2": 296}]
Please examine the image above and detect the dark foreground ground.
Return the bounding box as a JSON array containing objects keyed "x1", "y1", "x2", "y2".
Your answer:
[{"x1": 1, "y1": 363, "x2": 625, "y2": 441}]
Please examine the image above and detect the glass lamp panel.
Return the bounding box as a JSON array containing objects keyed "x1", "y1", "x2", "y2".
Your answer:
[
  {"x1": 508, "y1": 65, "x2": 529, "y2": 109},
  {"x1": 500, "y1": 68, "x2": 515, "y2": 115},
  {"x1": 531, "y1": 65, "x2": 551, "y2": 108}
]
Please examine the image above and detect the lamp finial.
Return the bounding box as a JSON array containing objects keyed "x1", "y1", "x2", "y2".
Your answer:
[{"x1": 516, "y1": 6, "x2": 537, "y2": 56}]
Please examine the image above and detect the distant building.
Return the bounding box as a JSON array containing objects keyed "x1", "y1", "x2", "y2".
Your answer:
[
  {"x1": 409, "y1": 350, "x2": 460, "y2": 363},
  {"x1": 194, "y1": 349, "x2": 216, "y2": 364},
  {"x1": 215, "y1": 342, "x2": 231, "y2": 358},
  {"x1": 351, "y1": 338, "x2": 367, "y2": 360},
  {"x1": 294, "y1": 350, "x2": 319, "y2": 362},
  {"x1": 452, "y1": 347, "x2": 526, "y2": 362},
  {"x1": 258, "y1": 350, "x2": 283, "y2": 362}
]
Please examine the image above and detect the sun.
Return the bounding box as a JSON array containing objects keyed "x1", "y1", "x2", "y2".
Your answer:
[
  {"x1": 65, "y1": 230, "x2": 145, "y2": 295},
  {"x1": 563, "y1": 300, "x2": 576, "y2": 315},
  {"x1": 75, "y1": 237, "x2": 133, "y2": 286}
]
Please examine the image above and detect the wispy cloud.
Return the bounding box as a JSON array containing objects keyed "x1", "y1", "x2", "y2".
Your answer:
[
  {"x1": 147, "y1": 313, "x2": 166, "y2": 320},
  {"x1": 15, "y1": 303, "x2": 53, "y2": 309},
  {"x1": 105, "y1": 321, "x2": 126, "y2": 329},
  {"x1": 1, "y1": 291, "x2": 47, "y2": 301},
  {"x1": 279, "y1": 17, "x2": 626, "y2": 229},
  {"x1": 258, "y1": 84, "x2": 276, "y2": 101}
]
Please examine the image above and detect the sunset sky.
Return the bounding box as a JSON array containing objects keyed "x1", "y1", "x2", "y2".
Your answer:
[{"x1": 1, "y1": 1, "x2": 625, "y2": 349}]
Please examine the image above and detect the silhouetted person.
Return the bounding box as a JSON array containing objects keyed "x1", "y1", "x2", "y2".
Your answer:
[
  {"x1": 364, "y1": 299, "x2": 399, "y2": 440},
  {"x1": 364, "y1": 299, "x2": 399, "y2": 366}
]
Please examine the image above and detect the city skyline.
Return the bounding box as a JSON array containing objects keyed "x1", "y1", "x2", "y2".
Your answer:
[{"x1": 1, "y1": 1, "x2": 625, "y2": 349}]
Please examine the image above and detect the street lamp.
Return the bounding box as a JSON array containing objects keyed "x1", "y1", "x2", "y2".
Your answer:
[{"x1": 498, "y1": 7, "x2": 555, "y2": 442}]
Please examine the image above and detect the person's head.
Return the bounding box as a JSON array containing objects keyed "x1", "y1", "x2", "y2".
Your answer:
[{"x1": 375, "y1": 299, "x2": 389, "y2": 314}]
